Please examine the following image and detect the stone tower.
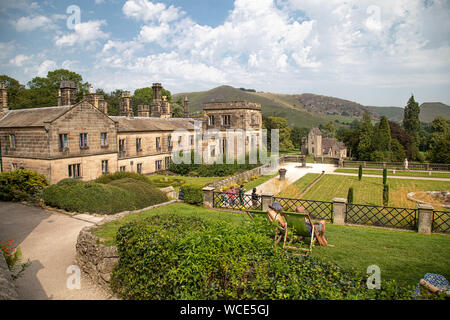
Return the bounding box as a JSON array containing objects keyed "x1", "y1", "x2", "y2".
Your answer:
[
  {"x1": 120, "y1": 91, "x2": 133, "y2": 117},
  {"x1": 150, "y1": 83, "x2": 162, "y2": 117},
  {"x1": 0, "y1": 82, "x2": 7, "y2": 111},
  {"x1": 184, "y1": 96, "x2": 189, "y2": 118},
  {"x1": 137, "y1": 104, "x2": 149, "y2": 117},
  {"x1": 58, "y1": 81, "x2": 77, "y2": 106},
  {"x1": 307, "y1": 128, "x2": 322, "y2": 157}
]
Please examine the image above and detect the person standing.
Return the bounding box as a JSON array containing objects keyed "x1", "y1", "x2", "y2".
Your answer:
[
  {"x1": 404, "y1": 158, "x2": 409, "y2": 171},
  {"x1": 238, "y1": 184, "x2": 245, "y2": 206},
  {"x1": 228, "y1": 186, "x2": 236, "y2": 207},
  {"x1": 251, "y1": 188, "x2": 259, "y2": 209}
]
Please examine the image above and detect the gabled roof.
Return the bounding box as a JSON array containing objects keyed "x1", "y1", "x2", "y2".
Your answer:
[
  {"x1": 110, "y1": 116, "x2": 195, "y2": 132},
  {"x1": 322, "y1": 138, "x2": 346, "y2": 150},
  {"x1": 0, "y1": 105, "x2": 73, "y2": 128}
]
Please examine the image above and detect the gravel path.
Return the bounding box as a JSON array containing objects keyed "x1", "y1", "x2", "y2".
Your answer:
[{"x1": 0, "y1": 202, "x2": 114, "y2": 300}]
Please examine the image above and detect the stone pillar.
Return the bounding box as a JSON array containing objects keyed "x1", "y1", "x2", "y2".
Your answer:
[
  {"x1": 417, "y1": 203, "x2": 434, "y2": 234},
  {"x1": 278, "y1": 168, "x2": 287, "y2": 180},
  {"x1": 363, "y1": 161, "x2": 367, "y2": 168},
  {"x1": 202, "y1": 187, "x2": 215, "y2": 209},
  {"x1": 332, "y1": 198, "x2": 347, "y2": 225},
  {"x1": 302, "y1": 156, "x2": 306, "y2": 167},
  {"x1": 261, "y1": 193, "x2": 274, "y2": 211}
]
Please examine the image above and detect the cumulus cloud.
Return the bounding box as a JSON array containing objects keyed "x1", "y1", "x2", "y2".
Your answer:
[
  {"x1": 9, "y1": 54, "x2": 33, "y2": 67},
  {"x1": 13, "y1": 15, "x2": 54, "y2": 32},
  {"x1": 123, "y1": 0, "x2": 182, "y2": 23},
  {"x1": 55, "y1": 20, "x2": 109, "y2": 47},
  {"x1": 37, "y1": 60, "x2": 57, "y2": 77}
]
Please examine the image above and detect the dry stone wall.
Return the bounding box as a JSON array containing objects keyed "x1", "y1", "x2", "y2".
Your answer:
[{"x1": 0, "y1": 253, "x2": 19, "y2": 300}]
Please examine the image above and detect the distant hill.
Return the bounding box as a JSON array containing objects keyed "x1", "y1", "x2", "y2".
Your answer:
[
  {"x1": 367, "y1": 102, "x2": 450, "y2": 123},
  {"x1": 173, "y1": 86, "x2": 449, "y2": 128},
  {"x1": 174, "y1": 86, "x2": 361, "y2": 129}
]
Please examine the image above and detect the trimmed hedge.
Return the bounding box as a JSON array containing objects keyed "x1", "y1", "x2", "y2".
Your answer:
[
  {"x1": 181, "y1": 184, "x2": 203, "y2": 206},
  {"x1": 108, "y1": 178, "x2": 168, "y2": 209},
  {"x1": 94, "y1": 172, "x2": 150, "y2": 185},
  {"x1": 42, "y1": 177, "x2": 168, "y2": 214},
  {"x1": 0, "y1": 170, "x2": 49, "y2": 201},
  {"x1": 110, "y1": 214, "x2": 417, "y2": 300},
  {"x1": 42, "y1": 181, "x2": 134, "y2": 214}
]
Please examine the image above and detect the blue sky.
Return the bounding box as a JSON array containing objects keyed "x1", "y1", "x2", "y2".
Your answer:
[{"x1": 0, "y1": 0, "x2": 450, "y2": 107}]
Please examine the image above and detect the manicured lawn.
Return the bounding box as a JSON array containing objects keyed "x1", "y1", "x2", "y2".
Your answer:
[
  {"x1": 311, "y1": 224, "x2": 450, "y2": 287},
  {"x1": 277, "y1": 173, "x2": 321, "y2": 198},
  {"x1": 94, "y1": 202, "x2": 450, "y2": 287},
  {"x1": 244, "y1": 173, "x2": 278, "y2": 191},
  {"x1": 147, "y1": 174, "x2": 223, "y2": 191},
  {"x1": 335, "y1": 168, "x2": 450, "y2": 179},
  {"x1": 303, "y1": 174, "x2": 450, "y2": 208}
]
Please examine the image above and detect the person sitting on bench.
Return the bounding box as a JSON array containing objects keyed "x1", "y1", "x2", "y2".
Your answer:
[{"x1": 267, "y1": 201, "x2": 287, "y2": 229}]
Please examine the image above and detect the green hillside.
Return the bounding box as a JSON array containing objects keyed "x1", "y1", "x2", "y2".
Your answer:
[
  {"x1": 173, "y1": 86, "x2": 355, "y2": 129},
  {"x1": 367, "y1": 103, "x2": 449, "y2": 123}
]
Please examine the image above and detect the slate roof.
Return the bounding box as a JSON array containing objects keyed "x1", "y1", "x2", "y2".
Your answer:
[
  {"x1": 0, "y1": 105, "x2": 73, "y2": 128},
  {"x1": 110, "y1": 116, "x2": 195, "y2": 132},
  {"x1": 322, "y1": 138, "x2": 346, "y2": 150}
]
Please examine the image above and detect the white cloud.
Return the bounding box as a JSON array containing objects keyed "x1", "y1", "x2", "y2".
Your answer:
[
  {"x1": 37, "y1": 60, "x2": 57, "y2": 77},
  {"x1": 55, "y1": 20, "x2": 109, "y2": 47},
  {"x1": 123, "y1": 0, "x2": 182, "y2": 23},
  {"x1": 0, "y1": 42, "x2": 15, "y2": 62},
  {"x1": 13, "y1": 15, "x2": 53, "y2": 32},
  {"x1": 9, "y1": 54, "x2": 33, "y2": 67}
]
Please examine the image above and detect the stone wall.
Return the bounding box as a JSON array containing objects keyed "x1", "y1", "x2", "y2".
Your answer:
[
  {"x1": 0, "y1": 252, "x2": 19, "y2": 300},
  {"x1": 75, "y1": 200, "x2": 178, "y2": 293},
  {"x1": 207, "y1": 163, "x2": 271, "y2": 190}
]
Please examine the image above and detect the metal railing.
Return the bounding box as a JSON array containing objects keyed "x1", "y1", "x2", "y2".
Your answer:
[
  {"x1": 345, "y1": 203, "x2": 418, "y2": 230},
  {"x1": 213, "y1": 192, "x2": 262, "y2": 211},
  {"x1": 273, "y1": 197, "x2": 333, "y2": 221},
  {"x1": 343, "y1": 160, "x2": 450, "y2": 171},
  {"x1": 432, "y1": 210, "x2": 450, "y2": 234}
]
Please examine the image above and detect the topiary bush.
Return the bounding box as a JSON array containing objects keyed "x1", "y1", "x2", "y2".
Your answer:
[
  {"x1": 110, "y1": 214, "x2": 417, "y2": 300},
  {"x1": 0, "y1": 170, "x2": 49, "y2": 201},
  {"x1": 42, "y1": 181, "x2": 134, "y2": 214},
  {"x1": 108, "y1": 178, "x2": 168, "y2": 209},
  {"x1": 94, "y1": 171, "x2": 150, "y2": 185},
  {"x1": 182, "y1": 184, "x2": 204, "y2": 206}
]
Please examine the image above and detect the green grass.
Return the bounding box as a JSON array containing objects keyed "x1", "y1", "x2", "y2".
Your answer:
[
  {"x1": 243, "y1": 173, "x2": 278, "y2": 191},
  {"x1": 277, "y1": 173, "x2": 321, "y2": 198},
  {"x1": 303, "y1": 174, "x2": 450, "y2": 207},
  {"x1": 311, "y1": 224, "x2": 450, "y2": 286},
  {"x1": 94, "y1": 203, "x2": 248, "y2": 246},
  {"x1": 94, "y1": 202, "x2": 450, "y2": 287},
  {"x1": 335, "y1": 168, "x2": 450, "y2": 179},
  {"x1": 147, "y1": 174, "x2": 223, "y2": 192}
]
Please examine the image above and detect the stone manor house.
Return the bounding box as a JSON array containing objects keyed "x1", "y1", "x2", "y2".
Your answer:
[
  {"x1": 303, "y1": 127, "x2": 347, "y2": 159},
  {"x1": 0, "y1": 81, "x2": 262, "y2": 184}
]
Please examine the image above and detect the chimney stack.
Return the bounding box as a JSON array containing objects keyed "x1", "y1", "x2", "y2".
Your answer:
[
  {"x1": 85, "y1": 88, "x2": 108, "y2": 115},
  {"x1": 184, "y1": 96, "x2": 189, "y2": 118},
  {"x1": 0, "y1": 82, "x2": 8, "y2": 111},
  {"x1": 137, "y1": 105, "x2": 149, "y2": 117},
  {"x1": 120, "y1": 91, "x2": 133, "y2": 117},
  {"x1": 59, "y1": 81, "x2": 77, "y2": 106},
  {"x1": 151, "y1": 83, "x2": 162, "y2": 117},
  {"x1": 160, "y1": 96, "x2": 171, "y2": 118}
]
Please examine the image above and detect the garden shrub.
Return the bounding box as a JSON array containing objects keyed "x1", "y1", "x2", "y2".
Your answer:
[
  {"x1": 182, "y1": 184, "x2": 204, "y2": 206},
  {"x1": 148, "y1": 177, "x2": 186, "y2": 188},
  {"x1": 0, "y1": 169, "x2": 49, "y2": 201},
  {"x1": 42, "y1": 181, "x2": 134, "y2": 214},
  {"x1": 94, "y1": 171, "x2": 150, "y2": 185},
  {"x1": 108, "y1": 178, "x2": 168, "y2": 209},
  {"x1": 110, "y1": 214, "x2": 416, "y2": 300}
]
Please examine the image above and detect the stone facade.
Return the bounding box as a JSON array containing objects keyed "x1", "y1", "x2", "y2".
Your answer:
[
  {"x1": 304, "y1": 127, "x2": 347, "y2": 159},
  {"x1": 0, "y1": 83, "x2": 262, "y2": 184}
]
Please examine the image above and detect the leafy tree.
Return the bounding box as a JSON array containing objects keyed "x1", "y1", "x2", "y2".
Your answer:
[
  {"x1": 347, "y1": 187, "x2": 354, "y2": 203},
  {"x1": 337, "y1": 127, "x2": 359, "y2": 159},
  {"x1": 383, "y1": 184, "x2": 389, "y2": 206},
  {"x1": 428, "y1": 116, "x2": 450, "y2": 163},
  {"x1": 403, "y1": 95, "x2": 421, "y2": 143},
  {"x1": 390, "y1": 139, "x2": 407, "y2": 162},
  {"x1": 383, "y1": 168, "x2": 387, "y2": 185},
  {"x1": 358, "y1": 165, "x2": 363, "y2": 181},
  {"x1": 263, "y1": 116, "x2": 294, "y2": 151},
  {"x1": 290, "y1": 127, "x2": 308, "y2": 150},
  {"x1": 373, "y1": 116, "x2": 391, "y2": 152},
  {"x1": 0, "y1": 75, "x2": 25, "y2": 109},
  {"x1": 322, "y1": 121, "x2": 336, "y2": 138},
  {"x1": 132, "y1": 86, "x2": 172, "y2": 116},
  {"x1": 356, "y1": 111, "x2": 374, "y2": 160}
]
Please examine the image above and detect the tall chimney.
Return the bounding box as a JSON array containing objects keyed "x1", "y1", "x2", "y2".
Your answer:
[
  {"x1": 0, "y1": 82, "x2": 8, "y2": 111},
  {"x1": 59, "y1": 81, "x2": 77, "y2": 106},
  {"x1": 120, "y1": 91, "x2": 132, "y2": 117},
  {"x1": 160, "y1": 96, "x2": 171, "y2": 118},
  {"x1": 184, "y1": 96, "x2": 189, "y2": 118},
  {"x1": 151, "y1": 83, "x2": 162, "y2": 117},
  {"x1": 137, "y1": 105, "x2": 149, "y2": 117}
]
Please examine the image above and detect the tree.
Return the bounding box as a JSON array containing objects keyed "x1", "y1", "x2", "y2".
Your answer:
[
  {"x1": 428, "y1": 116, "x2": 450, "y2": 163},
  {"x1": 132, "y1": 86, "x2": 172, "y2": 115},
  {"x1": 262, "y1": 116, "x2": 294, "y2": 151},
  {"x1": 322, "y1": 121, "x2": 336, "y2": 138},
  {"x1": 0, "y1": 75, "x2": 25, "y2": 109},
  {"x1": 383, "y1": 168, "x2": 387, "y2": 185},
  {"x1": 356, "y1": 111, "x2": 374, "y2": 160},
  {"x1": 337, "y1": 127, "x2": 359, "y2": 159},
  {"x1": 358, "y1": 165, "x2": 363, "y2": 181},
  {"x1": 290, "y1": 127, "x2": 308, "y2": 150},
  {"x1": 389, "y1": 121, "x2": 416, "y2": 161},
  {"x1": 373, "y1": 116, "x2": 391, "y2": 152},
  {"x1": 383, "y1": 184, "x2": 389, "y2": 206},
  {"x1": 347, "y1": 187, "x2": 354, "y2": 204},
  {"x1": 403, "y1": 95, "x2": 421, "y2": 143},
  {"x1": 390, "y1": 139, "x2": 406, "y2": 162}
]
